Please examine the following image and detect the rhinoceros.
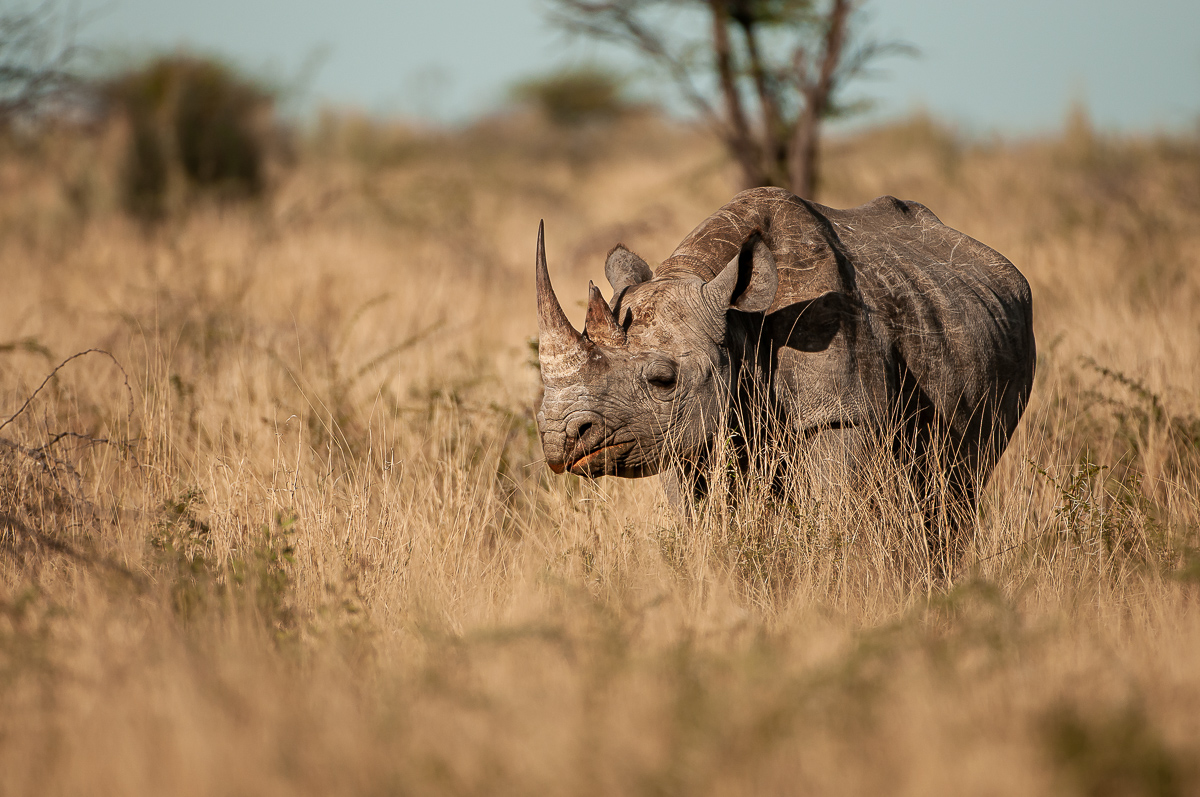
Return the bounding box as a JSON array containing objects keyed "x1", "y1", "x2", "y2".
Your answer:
[{"x1": 534, "y1": 187, "x2": 1034, "y2": 534}]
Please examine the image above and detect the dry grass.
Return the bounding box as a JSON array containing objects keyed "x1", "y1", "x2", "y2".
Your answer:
[{"x1": 2, "y1": 109, "x2": 1200, "y2": 796}]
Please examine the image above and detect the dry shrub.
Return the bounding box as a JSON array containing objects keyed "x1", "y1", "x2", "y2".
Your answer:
[
  {"x1": 510, "y1": 66, "x2": 629, "y2": 127},
  {"x1": 103, "y1": 55, "x2": 275, "y2": 222}
]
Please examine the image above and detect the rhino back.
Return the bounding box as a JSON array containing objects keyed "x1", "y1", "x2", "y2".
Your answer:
[
  {"x1": 820, "y1": 195, "x2": 1035, "y2": 444},
  {"x1": 661, "y1": 187, "x2": 1035, "y2": 448}
]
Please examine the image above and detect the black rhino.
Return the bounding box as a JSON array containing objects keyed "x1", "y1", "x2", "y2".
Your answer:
[{"x1": 535, "y1": 187, "x2": 1035, "y2": 533}]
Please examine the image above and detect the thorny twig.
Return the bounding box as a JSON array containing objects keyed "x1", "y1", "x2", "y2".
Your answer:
[
  {"x1": 0, "y1": 0, "x2": 81, "y2": 122},
  {"x1": 0, "y1": 349, "x2": 145, "y2": 584},
  {"x1": 0, "y1": 348, "x2": 134, "y2": 434},
  {"x1": 0, "y1": 349, "x2": 138, "y2": 513},
  {"x1": 0, "y1": 510, "x2": 147, "y2": 587}
]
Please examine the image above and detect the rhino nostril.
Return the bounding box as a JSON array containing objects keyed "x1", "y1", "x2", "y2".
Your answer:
[{"x1": 566, "y1": 415, "x2": 601, "y2": 449}]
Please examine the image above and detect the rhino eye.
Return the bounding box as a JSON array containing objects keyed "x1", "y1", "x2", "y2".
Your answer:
[{"x1": 645, "y1": 361, "x2": 677, "y2": 391}]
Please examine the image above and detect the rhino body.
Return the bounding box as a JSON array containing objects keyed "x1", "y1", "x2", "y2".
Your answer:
[{"x1": 535, "y1": 187, "x2": 1035, "y2": 529}]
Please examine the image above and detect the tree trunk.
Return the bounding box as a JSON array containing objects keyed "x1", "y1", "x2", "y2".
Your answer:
[
  {"x1": 735, "y1": 13, "x2": 788, "y2": 187},
  {"x1": 790, "y1": 98, "x2": 820, "y2": 199},
  {"x1": 787, "y1": 0, "x2": 851, "y2": 199},
  {"x1": 708, "y1": 0, "x2": 764, "y2": 189}
]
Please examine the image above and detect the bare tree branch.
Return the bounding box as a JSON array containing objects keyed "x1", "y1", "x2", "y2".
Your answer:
[
  {"x1": 733, "y1": 7, "x2": 785, "y2": 184},
  {"x1": 0, "y1": 1, "x2": 79, "y2": 123},
  {"x1": 548, "y1": 0, "x2": 718, "y2": 122},
  {"x1": 708, "y1": 0, "x2": 762, "y2": 185},
  {"x1": 0, "y1": 349, "x2": 134, "y2": 435},
  {"x1": 788, "y1": 0, "x2": 850, "y2": 195}
]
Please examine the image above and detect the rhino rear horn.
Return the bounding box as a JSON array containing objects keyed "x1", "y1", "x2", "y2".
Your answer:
[
  {"x1": 703, "y1": 231, "x2": 778, "y2": 314},
  {"x1": 535, "y1": 221, "x2": 588, "y2": 380},
  {"x1": 605, "y1": 244, "x2": 653, "y2": 298},
  {"x1": 584, "y1": 281, "x2": 626, "y2": 347}
]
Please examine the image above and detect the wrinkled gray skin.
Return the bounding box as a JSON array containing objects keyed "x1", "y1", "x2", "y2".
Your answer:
[{"x1": 535, "y1": 187, "x2": 1035, "y2": 524}]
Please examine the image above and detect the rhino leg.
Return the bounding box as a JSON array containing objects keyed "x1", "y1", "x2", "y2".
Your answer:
[
  {"x1": 659, "y1": 462, "x2": 714, "y2": 521},
  {"x1": 659, "y1": 467, "x2": 691, "y2": 519},
  {"x1": 919, "y1": 464, "x2": 978, "y2": 579},
  {"x1": 797, "y1": 425, "x2": 866, "y2": 509}
]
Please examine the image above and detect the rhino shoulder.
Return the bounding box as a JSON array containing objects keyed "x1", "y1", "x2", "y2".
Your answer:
[{"x1": 819, "y1": 195, "x2": 943, "y2": 231}]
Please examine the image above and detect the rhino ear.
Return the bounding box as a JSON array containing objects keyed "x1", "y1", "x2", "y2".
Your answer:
[
  {"x1": 605, "y1": 244, "x2": 653, "y2": 297},
  {"x1": 703, "y1": 232, "x2": 777, "y2": 313}
]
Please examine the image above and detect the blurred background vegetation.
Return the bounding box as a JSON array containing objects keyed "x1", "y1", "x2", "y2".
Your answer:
[
  {"x1": 509, "y1": 65, "x2": 631, "y2": 126},
  {"x1": 102, "y1": 55, "x2": 278, "y2": 221}
]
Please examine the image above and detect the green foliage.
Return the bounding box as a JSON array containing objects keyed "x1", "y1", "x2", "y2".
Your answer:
[
  {"x1": 0, "y1": 336, "x2": 52, "y2": 360},
  {"x1": 1042, "y1": 701, "x2": 1189, "y2": 797},
  {"x1": 1172, "y1": 546, "x2": 1200, "y2": 585},
  {"x1": 1082, "y1": 357, "x2": 1200, "y2": 476},
  {"x1": 104, "y1": 55, "x2": 274, "y2": 222},
  {"x1": 1029, "y1": 449, "x2": 1156, "y2": 571},
  {"x1": 0, "y1": 587, "x2": 59, "y2": 690},
  {"x1": 510, "y1": 66, "x2": 629, "y2": 126},
  {"x1": 151, "y1": 491, "x2": 296, "y2": 637},
  {"x1": 229, "y1": 511, "x2": 297, "y2": 636},
  {"x1": 151, "y1": 487, "x2": 213, "y2": 621}
]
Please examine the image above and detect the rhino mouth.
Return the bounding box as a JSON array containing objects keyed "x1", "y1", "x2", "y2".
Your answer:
[{"x1": 568, "y1": 440, "x2": 636, "y2": 477}]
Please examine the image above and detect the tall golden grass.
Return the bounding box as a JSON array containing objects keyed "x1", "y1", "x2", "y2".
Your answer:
[{"x1": 2, "y1": 109, "x2": 1199, "y2": 795}]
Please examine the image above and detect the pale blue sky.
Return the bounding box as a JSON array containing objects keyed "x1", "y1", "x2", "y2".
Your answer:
[{"x1": 74, "y1": 0, "x2": 1200, "y2": 133}]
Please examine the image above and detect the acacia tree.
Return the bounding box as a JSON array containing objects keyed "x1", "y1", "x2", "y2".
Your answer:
[{"x1": 548, "y1": 0, "x2": 910, "y2": 198}]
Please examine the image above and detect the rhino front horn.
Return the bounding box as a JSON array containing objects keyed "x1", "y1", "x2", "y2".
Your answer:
[{"x1": 535, "y1": 220, "x2": 588, "y2": 381}]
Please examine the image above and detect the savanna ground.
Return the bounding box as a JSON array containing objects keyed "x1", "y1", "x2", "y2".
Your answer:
[{"x1": 2, "y1": 106, "x2": 1200, "y2": 796}]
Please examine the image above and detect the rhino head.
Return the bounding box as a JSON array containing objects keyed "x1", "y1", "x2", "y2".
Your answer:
[{"x1": 534, "y1": 221, "x2": 777, "y2": 477}]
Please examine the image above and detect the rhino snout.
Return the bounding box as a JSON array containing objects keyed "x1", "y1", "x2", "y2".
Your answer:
[
  {"x1": 539, "y1": 408, "x2": 604, "y2": 474},
  {"x1": 540, "y1": 407, "x2": 633, "y2": 476}
]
